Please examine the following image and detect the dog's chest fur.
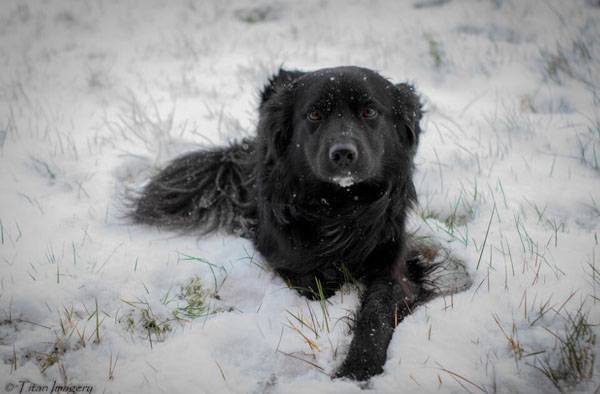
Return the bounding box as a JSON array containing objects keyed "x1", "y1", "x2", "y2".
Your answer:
[{"x1": 255, "y1": 179, "x2": 412, "y2": 283}]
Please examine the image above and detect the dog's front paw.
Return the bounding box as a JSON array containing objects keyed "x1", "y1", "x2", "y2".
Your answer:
[
  {"x1": 334, "y1": 357, "x2": 382, "y2": 382},
  {"x1": 407, "y1": 239, "x2": 472, "y2": 297},
  {"x1": 423, "y1": 252, "x2": 472, "y2": 296},
  {"x1": 333, "y1": 333, "x2": 388, "y2": 382}
]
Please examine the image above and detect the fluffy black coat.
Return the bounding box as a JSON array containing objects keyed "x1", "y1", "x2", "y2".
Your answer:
[{"x1": 132, "y1": 66, "x2": 428, "y2": 381}]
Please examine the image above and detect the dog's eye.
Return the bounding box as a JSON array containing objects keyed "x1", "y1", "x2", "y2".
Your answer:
[
  {"x1": 361, "y1": 107, "x2": 378, "y2": 119},
  {"x1": 307, "y1": 110, "x2": 323, "y2": 122}
]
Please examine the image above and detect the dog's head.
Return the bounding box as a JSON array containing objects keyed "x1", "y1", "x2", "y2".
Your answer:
[{"x1": 258, "y1": 66, "x2": 422, "y2": 188}]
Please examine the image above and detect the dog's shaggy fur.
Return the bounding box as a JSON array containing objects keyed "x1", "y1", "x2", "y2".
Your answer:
[{"x1": 132, "y1": 66, "x2": 443, "y2": 380}]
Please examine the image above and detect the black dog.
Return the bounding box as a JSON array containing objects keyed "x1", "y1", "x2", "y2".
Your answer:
[{"x1": 132, "y1": 66, "x2": 431, "y2": 381}]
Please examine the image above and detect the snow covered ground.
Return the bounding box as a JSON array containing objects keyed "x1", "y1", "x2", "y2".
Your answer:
[{"x1": 1, "y1": 0, "x2": 599, "y2": 392}]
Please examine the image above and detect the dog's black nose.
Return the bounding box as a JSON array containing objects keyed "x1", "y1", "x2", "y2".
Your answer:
[{"x1": 329, "y1": 143, "x2": 358, "y2": 168}]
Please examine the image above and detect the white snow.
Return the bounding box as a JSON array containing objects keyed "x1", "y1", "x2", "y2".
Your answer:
[
  {"x1": 331, "y1": 175, "x2": 355, "y2": 188},
  {"x1": 1, "y1": 0, "x2": 599, "y2": 393}
]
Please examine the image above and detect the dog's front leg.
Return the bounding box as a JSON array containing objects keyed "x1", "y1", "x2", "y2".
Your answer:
[{"x1": 335, "y1": 274, "x2": 418, "y2": 381}]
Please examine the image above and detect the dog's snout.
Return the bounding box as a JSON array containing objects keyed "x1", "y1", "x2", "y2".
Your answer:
[{"x1": 328, "y1": 143, "x2": 358, "y2": 168}]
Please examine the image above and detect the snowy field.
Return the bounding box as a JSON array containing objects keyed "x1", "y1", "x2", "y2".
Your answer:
[{"x1": 1, "y1": 0, "x2": 599, "y2": 393}]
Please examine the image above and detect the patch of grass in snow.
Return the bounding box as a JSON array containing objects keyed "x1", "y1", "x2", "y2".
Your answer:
[
  {"x1": 540, "y1": 38, "x2": 595, "y2": 87},
  {"x1": 541, "y1": 46, "x2": 577, "y2": 85},
  {"x1": 419, "y1": 188, "x2": 479, "y2": 231},
  {"x1": 314, "y1": 278, "x2": 332, "y2": 334},
  {"x1": 576, "y1": 118, "x2": 600, "y2": 173},
  {"x1": 120, "y1": 299, "x2": 173, "y2": 343},
  {"x1": 120, "y1": 273, "x2": 227, "y2": 342},
  {"x1": 9, "y1": 302, "x2": 108, "y2": 375},
  {"x1": 172, "y1": 276, "x2": 209, "y2": 319},
  {"x1": 234, "y1": 5, "x2": 279, "y2": 24},
  {"x1": 285, "y1": 307, "x2": 324, "y2": 354},
  {"x1": 495, "y1": 105, "x2": 537, "y2": 138},
  {"x1": 283, "y1": 298, "x2": 354, "y2": 368},
  {"x1": 58, "y1": 301, "x2": 103, "y2": 345},
  {"x1": 139, "y1": 308, "x2": 172, "y2": 341},
  {"x1": 539, "y1": 23, "x2": 599, "y2": 101},
  {"x1": 522, "y1": 199, "x2": 568, "y2": 248},
  {"x1": 587, "y1": 253, "x2": 600, "y2": 296},
  {"x1": 532, "y1": 308, "x2": 596, "y2": 392},
  {"x1": 0, "y1": 101, "x2": 19, "y2": 147},
  {"x1": 105, "y1": 93, "x2": 176, "y2": 155},
  {"x1": 37, "y1": 339, "x2": 67, "y2": 374},
  {"x1": 424, "y1": 33, "x2": 446, "y2": 70},
  {"x1": 103, "y1": 93, "x2": 197, "y2": 161},
  {"x1": 87, "y1": 67, "x2": 114, "y2": 91},
  {"x1": 179, "y1": 253, "x2": 229, "y2": 296},
  {"x1": 495, "y1": 295, "x2": 597, "y2": 392},
  {"x1": 0, "y1": 124, "x2": 7, "y2": 148},
  {"x1": 493, "y1": 313, "x2": 526, "y2": 363},
  {"x1": 29, "y1": 156, "x2": 59, "y2": 185},
  {"x1": 417, "y1": 187, "x2": 482, "y2": 248},
  {"x1": 202, "y1": 102, "x2": 250, "y2": 142},
  {"x1": 413, "y1": 0, "x2": 451, "y2": 9},
  {"x1": 420, "y1": 214, "x2": 470, "y2": 247},
  {"x1": 282, "y1": 276, "x2": 360, "y2": 362}
]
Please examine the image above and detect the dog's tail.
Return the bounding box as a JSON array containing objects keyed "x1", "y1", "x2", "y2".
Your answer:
[{"x1": 130, "y1": 138, "x2": 257, "y2": 237}]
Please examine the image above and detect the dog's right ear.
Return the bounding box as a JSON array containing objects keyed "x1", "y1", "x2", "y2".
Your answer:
[
  {"x1": 257, "y1": 83, "x2": 295, "y2": 165},
  {"x1": 392, "y1": 82, "x2": 424, "y2": 147},
  {"x1": 257, "y1": 68, "x2": 305, "y2": 164},
  {"x1": 260, "y1": 68, "x2": 305, "y2": 108}
]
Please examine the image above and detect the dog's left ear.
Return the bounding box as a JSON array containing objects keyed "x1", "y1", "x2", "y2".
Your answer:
[
  {"x1": 392, "y1": 83, "x2": 423, "y2": 146},
  {"x1": 260, "y1": 68, "x2": 306, "y2": 108}
]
